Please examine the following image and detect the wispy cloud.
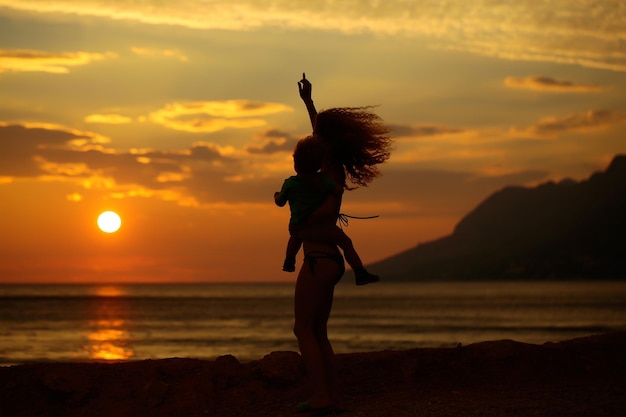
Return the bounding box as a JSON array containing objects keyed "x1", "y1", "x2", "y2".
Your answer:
[
  {"x1": 0, "y1": 48, "x2": 115, "y2": 74},
  {"x1": 390, "y1": 123, "x2": 465, "y2": 139},
  {"x1": 1, "y1": 1, "x2": 623, "y2": 71},
  {"x1": 505, "y1": 76, "x2": 604, "y2": 92},
  {"x1": 510, "y1": 109, "x2": 626, "y2": 138},
  {"x1": 148, "y1": 100, "x2": 293, "y2": 133},
  {"x1": 84, "y1": 114, "x2": 133, "y2": 124},
  {"x1": 131, "y1": 47, "x2": 188, "y2": 62}
]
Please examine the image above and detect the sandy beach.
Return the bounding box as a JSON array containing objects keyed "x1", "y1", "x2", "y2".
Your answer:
[{"x1": 1, "y1": 332, "x2": 624, "y2": 417}]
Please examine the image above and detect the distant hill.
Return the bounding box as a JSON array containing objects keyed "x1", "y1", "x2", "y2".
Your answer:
[{"x1": 368, "y1": 155, "x2": 626, "y2": 281}]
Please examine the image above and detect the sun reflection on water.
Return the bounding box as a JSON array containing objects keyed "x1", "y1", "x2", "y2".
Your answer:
[
  {"x1": 82, "y1": 286, "x2": 134, "y2": 361},
  {"x1": 86, "y1": 321, "x2": 134, "y2": 360},
  {"x1": 95, "y1": 285, "x2": 125, "y2": 297}
]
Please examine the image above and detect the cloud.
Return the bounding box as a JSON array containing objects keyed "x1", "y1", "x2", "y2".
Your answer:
[
  {"x1": 510, "y1": 109, "x2": 626, "y2": 138},
  {"x1": 390, "y1": 123, "x2": 464, "y2": 139},
  {"x1": 505, "y1": 76, "x2": 604, "y2": 92},
  {"x1": 1, "y1": 1, "x2": 624, "y2": 72},
  {"x1": 0, "y1": 122, "x2": 99, "y2": 176},
  {"x1": 247, "y1": 129, "x2": 300, "y2": 154},
  {"x1": 66, "y1": 192, "x2": 82, "y2": 202},
  {"x1": 0, "y1": 122, "x2": 279, "y2": 207},
  {"x1": 0, "y1": 48, "x2": 115, "y2": 74},
  {"x1": 84, "y1": 114, "x2": 133, "y2": 124},
  {"x1": 131, "y1": 47, "x2": 188, "y2": 62},
  {"x1": 443, "y1": 42, "x2": 626, "y2": 73},
  {"x1": 148, "y1": 100, "x2": 293, "y2": 133}
]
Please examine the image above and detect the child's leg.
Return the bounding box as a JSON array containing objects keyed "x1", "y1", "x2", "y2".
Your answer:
[
  {"x1": 325, "y1": 226, "x2": 363, "y2": 271},
  {"x1": 286, "y1": 234, "x2": 303, "y2": 259},
  {"x1": 315, "y1": 226, "x2": 380, "y2": 286},
  {"x1": 297, "y1": 225, "x2": 379, "y2": 284},
  {"x1": 283, "y1": 226, "x2": 303, "y2": 272}
]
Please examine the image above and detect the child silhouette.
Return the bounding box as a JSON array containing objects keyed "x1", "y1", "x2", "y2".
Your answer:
[
  {"x1": 280, "y1": 73, "x2": 393, "y2": 284},
  {"x1": 275, "y1": 136, "x2": 379, "y2": 285}
]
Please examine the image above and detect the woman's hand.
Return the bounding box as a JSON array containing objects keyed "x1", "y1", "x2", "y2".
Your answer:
[{"x1": 298, "y1": 73, "x2": 312, "y2": 102}]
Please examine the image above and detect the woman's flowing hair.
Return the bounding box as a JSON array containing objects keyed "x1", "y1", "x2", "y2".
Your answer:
[{"x1": 314, "y1": 107, "x2": 393, "y2": 188}]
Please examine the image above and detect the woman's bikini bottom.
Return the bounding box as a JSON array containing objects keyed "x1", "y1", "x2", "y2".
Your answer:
[{"x1": 303, "y1": 251, "x2": 345, "y2": 283}]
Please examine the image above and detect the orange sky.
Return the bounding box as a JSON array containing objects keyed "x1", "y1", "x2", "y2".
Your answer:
[{"x1": 1, "y1": 1, "x2": 625, "y2": 283}]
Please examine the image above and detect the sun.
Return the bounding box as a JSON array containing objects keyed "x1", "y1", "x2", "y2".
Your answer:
[{"x1": 97, "y1": 211, "x2": 122, "y2": 233}]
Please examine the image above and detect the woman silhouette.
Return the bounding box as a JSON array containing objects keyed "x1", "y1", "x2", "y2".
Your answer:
[{"x1": 292, "y1": 73, "x2": 392, "y2": 413}]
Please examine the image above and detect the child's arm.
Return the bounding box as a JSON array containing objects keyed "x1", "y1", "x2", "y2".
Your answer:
[
  {"x1": 298, "y1": 73, "x2": 317, "y2": 130},
  {"x1": 275, "y1": 180, "x2": 290, "y2": 207}
]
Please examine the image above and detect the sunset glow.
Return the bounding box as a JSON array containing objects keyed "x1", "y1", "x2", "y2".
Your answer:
[{"x1": 1, "y1": 1, "x2": 625, "y2": 283}]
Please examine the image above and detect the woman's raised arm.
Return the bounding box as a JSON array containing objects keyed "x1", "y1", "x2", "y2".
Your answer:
[{"x1": 298, "y1": 73, "x2": 317, "y2": 130}]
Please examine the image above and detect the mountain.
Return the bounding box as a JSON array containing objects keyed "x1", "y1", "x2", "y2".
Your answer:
[{"x1": 368, "y1": 155, "x2": 626, "y2": 281}]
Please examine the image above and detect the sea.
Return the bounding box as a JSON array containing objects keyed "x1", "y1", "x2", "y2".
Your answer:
[{"x1": 1, "y1": 281, "x2": 625, "y2": 366}]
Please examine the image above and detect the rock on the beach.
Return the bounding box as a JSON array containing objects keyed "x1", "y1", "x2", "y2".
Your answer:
[
  {"x1": 1, "y1": 333, "x2": 625, "y2": 417},
  {"x1": 253, "y1": 350, "x2": 305, "y2": 385}
]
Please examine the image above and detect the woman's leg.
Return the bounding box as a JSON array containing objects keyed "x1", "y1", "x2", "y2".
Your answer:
[
  {"x1": 314, "y1": 280, "x2": 341, "y2": 405},
  {"x1": 293, "y1": 255, "x2": 341, "y2": 407}
]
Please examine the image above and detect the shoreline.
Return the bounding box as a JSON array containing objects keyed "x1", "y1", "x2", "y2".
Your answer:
[{"x1": 1, "y1": 332, "x2": 625, "y2": 416}]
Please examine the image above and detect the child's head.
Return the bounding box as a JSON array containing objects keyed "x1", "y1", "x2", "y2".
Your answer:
[{"x1": 293, "y1": 135, "x2": 324, "y2": 174}]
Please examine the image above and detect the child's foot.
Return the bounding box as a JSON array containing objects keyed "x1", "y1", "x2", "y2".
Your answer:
[
  {"x1": 354, "y1": 269, "x2": 379, "y2": 286},
  {"x1": 282, "y1": 257, "x2": 296, "y2": 272}
]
